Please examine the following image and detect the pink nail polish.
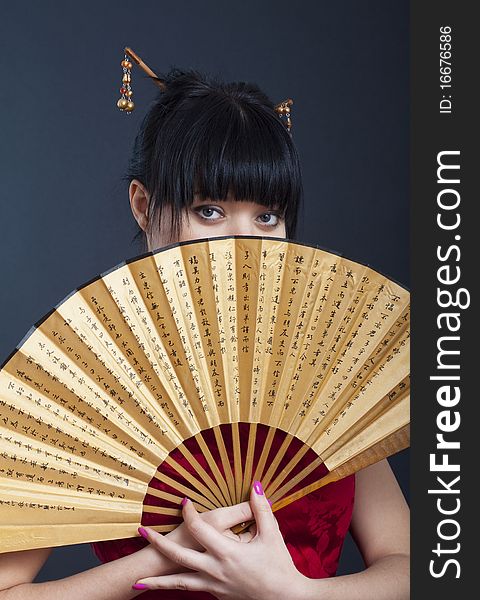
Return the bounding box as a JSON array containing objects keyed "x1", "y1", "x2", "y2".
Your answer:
[
  {"x1": 267, "y1": 498, "x2": 272, "y2": 506},
  {"x1": 132, "y1": 583, "x2": 149, "y2": 590},
  {"x1": 138, "y1": 527, "x2": 149, "y2": 539},
  {"x1": 253, "y1": 481, "x2": 264, "y2": 495},
  {"x1": 181, "y1": 497, "x2": 189, "y2": 506}
]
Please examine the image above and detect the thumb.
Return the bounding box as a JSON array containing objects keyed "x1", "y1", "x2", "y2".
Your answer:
[{"x1": 249, "y1": 481, "x2": 278, "y2": 539}]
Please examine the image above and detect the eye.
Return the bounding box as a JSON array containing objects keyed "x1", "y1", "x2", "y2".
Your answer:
[
  {"x1": 193, "y1": 206, "x2": 223, "y2": 221},
  {"x1": 256, "y1": 212, "x2": 281, "y2": 227}
]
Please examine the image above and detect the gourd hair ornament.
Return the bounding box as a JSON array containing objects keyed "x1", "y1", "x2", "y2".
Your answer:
[
  {"x1": 274, "y1": 98, "x2": 293, "y2": 133},
  {"x1": 116, "y1": 46, "x2": 294, "y2": 132},
  {"x1": 117, "y1": 47, "x2": 166, "y2": 113}
]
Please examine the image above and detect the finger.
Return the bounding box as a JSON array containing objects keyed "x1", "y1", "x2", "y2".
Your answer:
[
  {"x1": 204, "y1": 501, "x2": 254, "y2": 530},
  {"x1": 134, "y1": 572, "x2": 215, "y2": 593},
  {"x1": 249, "y1": 481, "x2": 278, "y2": 539},
  {"x1": 137, "y1": 526, "x2": 212, "y2": 572},
  {"x1": 182, "y1": 499, "x2": 233, "y2": 556}
]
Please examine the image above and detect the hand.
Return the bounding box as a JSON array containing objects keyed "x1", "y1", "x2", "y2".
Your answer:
[
  {"x1": 138, "y1": 499, "x2": 258, "y2": 578},
  {"x1": 133, "y1": 482, "x2": 308, "y2": 600}
]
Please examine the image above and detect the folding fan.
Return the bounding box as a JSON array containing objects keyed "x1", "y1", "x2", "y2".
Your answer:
[{"x1": 0, "y1": 236, "x2": 409, "y2": 553}]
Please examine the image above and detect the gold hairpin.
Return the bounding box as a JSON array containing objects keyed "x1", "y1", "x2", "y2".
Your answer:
[
  {"x1": 117, "y1": 47, "x2": 166, "y2": 113},
  {"x1": 274, "y1": 98, "x2": 293, "y2": 132}
]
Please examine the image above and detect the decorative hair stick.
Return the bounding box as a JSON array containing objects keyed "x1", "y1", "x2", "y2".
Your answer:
[
  {"x1": 117, "y1": 47, "x2": 166, "y2": 112},
  {"x1": 274, "y1": 98, "x2": 293, "y2": 132},
  {"x1": 124, "y1": 47, "x2": 167, "y2": 91}
]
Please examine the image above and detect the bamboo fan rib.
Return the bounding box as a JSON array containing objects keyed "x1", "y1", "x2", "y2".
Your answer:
[{"x1": 0, "y1": 236, "x2": 410, "y2": 553}]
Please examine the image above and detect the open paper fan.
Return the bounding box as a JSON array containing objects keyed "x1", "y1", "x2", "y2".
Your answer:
[{"x1": 0, "y1": 236, "x2": 409, "y2": 553}]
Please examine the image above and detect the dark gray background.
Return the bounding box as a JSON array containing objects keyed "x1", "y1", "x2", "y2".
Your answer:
[{"x1": 0, "y1": 0, "x2": 409, "y2": 581}]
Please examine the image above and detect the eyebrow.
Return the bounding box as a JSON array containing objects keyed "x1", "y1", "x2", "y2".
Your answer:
[{"x1": 191, "y1": 197, "x2": 283, "y2": 212}]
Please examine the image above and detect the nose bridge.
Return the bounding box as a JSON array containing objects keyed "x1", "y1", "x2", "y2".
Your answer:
[{"x1": 226, "y1": 212, "x2": 256, "y2": 236}]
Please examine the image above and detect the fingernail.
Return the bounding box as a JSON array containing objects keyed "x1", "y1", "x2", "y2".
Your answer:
[
  {"x1": 181, "y1": 497, "x2": 189, "y2": 506},
  {"x1": 253, "y1": 481, "x2": 264, "y2": 495},
  {"x1": 132, "y1": 583, "x2": 149, "y2": 590},
  {"x1": 138, "y1": 527, "x2": 149, "y2": 539}
]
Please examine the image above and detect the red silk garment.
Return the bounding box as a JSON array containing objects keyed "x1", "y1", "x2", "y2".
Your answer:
[{"x1": 92, "y1": 425, "x2": 355, "y2": 599}]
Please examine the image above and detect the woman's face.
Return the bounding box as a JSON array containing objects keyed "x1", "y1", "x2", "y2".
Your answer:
[{"x1": 130, "y1": 182, "x2": 287, "y2": 251}]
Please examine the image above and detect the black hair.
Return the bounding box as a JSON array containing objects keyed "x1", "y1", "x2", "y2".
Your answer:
[{"x1": 127, "y1": 68, "x2": 303, "y2": 247}]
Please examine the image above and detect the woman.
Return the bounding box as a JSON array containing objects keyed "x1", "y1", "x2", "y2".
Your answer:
[{"x1": 0, "y1": 69, "x2": 409, "y2": 599}]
